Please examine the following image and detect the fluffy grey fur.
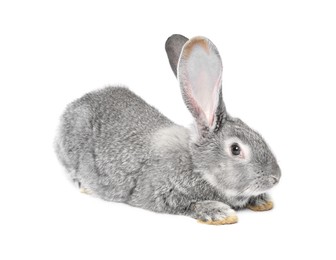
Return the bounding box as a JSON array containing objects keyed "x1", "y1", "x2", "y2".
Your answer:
[{"x1": 55, "y1": 35, "x2": 280, "y2": 223}]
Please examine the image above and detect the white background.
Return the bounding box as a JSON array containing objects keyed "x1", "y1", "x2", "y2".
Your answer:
[{"x1": 1, "y1": 0, "x2": 336, "y2": 259}]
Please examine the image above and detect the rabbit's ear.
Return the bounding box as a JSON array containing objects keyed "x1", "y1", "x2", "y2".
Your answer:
[
  {"x1": 178, "y1": 36, "x2": 225, "y2": 130},
  {"x1": 165, "y1": 34, "x2": 189, "y2": 77}
]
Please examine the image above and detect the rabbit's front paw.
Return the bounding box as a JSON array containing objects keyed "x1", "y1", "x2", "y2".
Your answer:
[
  {"x1": 192, "y1": 201, "x2": 238, "y2": 225},
  {"x1": 79, "y1": 187, "x2": 92, "y2": 195},
  {"x1": 247, "y1": 193, "x2": 273, "y2": 211}
]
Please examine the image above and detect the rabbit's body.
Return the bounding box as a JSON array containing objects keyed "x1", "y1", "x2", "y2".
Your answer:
[
  {"x1": 56, "y1": 36, "x2": 281, "y2": 224},
  {"x1": 56, "y1": 87, "x2": 246, "y2": 214}
]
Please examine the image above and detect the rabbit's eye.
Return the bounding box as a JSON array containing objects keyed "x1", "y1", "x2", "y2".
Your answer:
[{"x1": 231, "y1": 143, "x2": 241, "y2": 156}]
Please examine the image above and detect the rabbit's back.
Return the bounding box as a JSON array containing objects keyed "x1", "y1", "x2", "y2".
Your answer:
[{"x1": 56, "y1": 86, "x2": 173, "y2": 201}]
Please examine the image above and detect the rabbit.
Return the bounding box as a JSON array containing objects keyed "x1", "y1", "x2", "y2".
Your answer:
[{"x1": 55, "y1": 35, "x2": 281, "y2": 225}]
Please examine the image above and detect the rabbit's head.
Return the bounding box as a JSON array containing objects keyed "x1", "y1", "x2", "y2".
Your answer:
[{"x1": 167, "y1": 35, "x2": 281, "y2": 198}]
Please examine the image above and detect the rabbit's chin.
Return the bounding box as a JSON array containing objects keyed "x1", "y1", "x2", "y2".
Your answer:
[
  {"x1": 222, "y1": 182, "x2": 276, "y2": 199},
  {"x1": 234, "y1": 175, "x2": 280, "y2": 197}
]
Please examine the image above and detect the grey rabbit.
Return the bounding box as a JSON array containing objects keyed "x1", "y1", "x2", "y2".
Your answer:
[{"x1": 55, "y1": 35, "x2": 281, "y2": 225}]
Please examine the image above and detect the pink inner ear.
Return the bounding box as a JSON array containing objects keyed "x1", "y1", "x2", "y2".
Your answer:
[
  {"x1": 184, "y1": 80, "x2": 207, "y2": 124},
  {"x1": 187, "y1": 59, "x2": 222, "y2": 127},
  {"x1": 179, "y1": 37, "x2": 223, "y2": 128},
  {"x1": 183, "y1": 69, "x2": 222, "y2": 128}
]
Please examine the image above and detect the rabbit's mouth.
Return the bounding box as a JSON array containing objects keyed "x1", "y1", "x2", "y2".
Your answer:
[
  {"x1": 255, "y1": 164, "x2": 281, "y2": 192},
  {"x1": 256, "y1": 174, "x2": 281, "y2": 193}
]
